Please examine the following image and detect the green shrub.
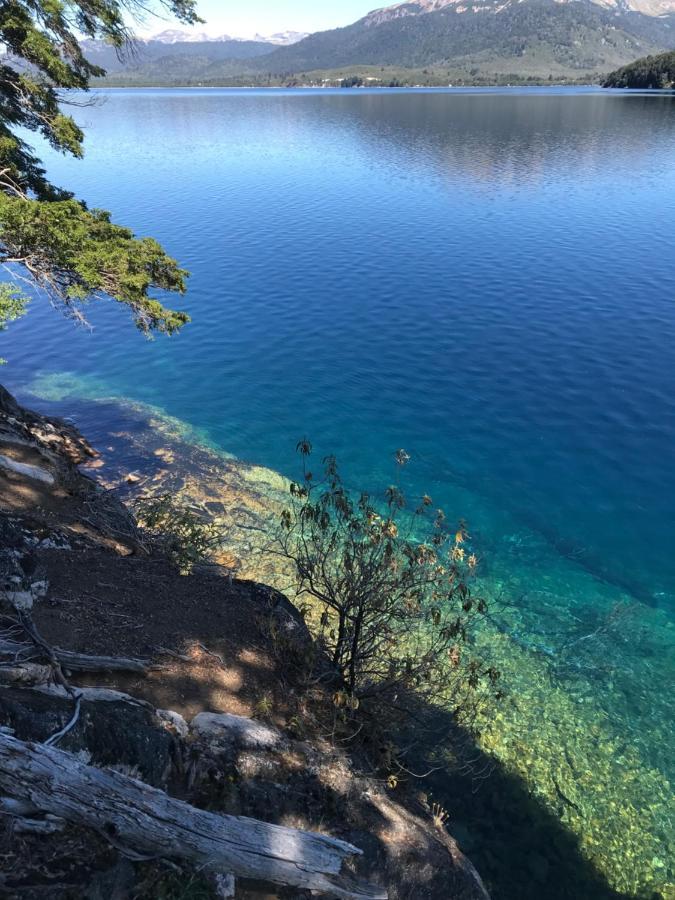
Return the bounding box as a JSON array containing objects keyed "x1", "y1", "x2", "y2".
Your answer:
[
  {"x1": 134, "y1": 493, "x2": 221, "y2": 575},
  {"x1": 277, "y1": 442, "x2": 501, "y2": 722}
]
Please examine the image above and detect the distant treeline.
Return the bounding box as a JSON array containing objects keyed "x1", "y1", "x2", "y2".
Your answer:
[
  {"x1": 97, "y1": 67, "x2": 590, "y2": 90},
  {"x1": 603, "y1": 50, "x2": 675, "y2": 88}
]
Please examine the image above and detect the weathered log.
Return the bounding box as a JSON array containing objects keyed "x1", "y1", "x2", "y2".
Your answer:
[
  {"x1": 0, "y1": 733, "x2": 386, "y2": 899},
  {"x1": 0, "y1": 640, "x2": 150, "y2": 674},
  {"x1": 0, "y1": 663, "x2": 54, "y2": 686},
  {"x1": 0, "y1": 453, "x2": 54, "y2": 484},
  {"x1": 12, "y1": 817, "x2": 65, "y2": 835},
  {"x1": 0, "y1": 795, "x2": 66, "y2": 834},
  {"x1": 0, "y1": 796, "x2": 41, "y2": 817}
]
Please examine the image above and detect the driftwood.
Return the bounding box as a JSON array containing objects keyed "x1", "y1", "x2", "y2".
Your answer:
[
  {"x1": 0, "y1": 733, "x2": 386, "y2": 899},
  {"x1": 0, "y1": 640, "x2": 150, "y2": 675}
]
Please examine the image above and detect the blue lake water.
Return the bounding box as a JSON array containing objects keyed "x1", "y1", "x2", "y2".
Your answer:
[{"x1": 3, "y1": 87, "x2": 675, "y2": 894}]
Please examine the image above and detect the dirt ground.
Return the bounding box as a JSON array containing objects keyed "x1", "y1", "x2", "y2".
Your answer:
[{"x1": 34, "y1": 549, "x2": 300, "y2": 722}]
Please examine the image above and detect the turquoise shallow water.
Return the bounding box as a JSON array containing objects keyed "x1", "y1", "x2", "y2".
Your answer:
[{"x1": 3, "y1": 87, "x2": 675, "y2": 895}]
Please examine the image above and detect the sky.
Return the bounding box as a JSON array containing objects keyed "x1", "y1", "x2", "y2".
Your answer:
[{"x1": 137, "y1": 0, "x2": 382, "y2": 38}]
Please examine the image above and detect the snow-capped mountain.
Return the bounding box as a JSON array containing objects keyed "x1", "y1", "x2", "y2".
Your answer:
[
  {"x1": 148, "y1": 29, "x2": 228, "y2": 44},
  {"x1": 146, "y1": 29, "x2": 308, "y2": 46},
  {"x1": 364, "y1": 0, "x2": 675, "y2": 23},
  {"x1": 252, "y1": 31, "x2": 310, "y2": 45}
]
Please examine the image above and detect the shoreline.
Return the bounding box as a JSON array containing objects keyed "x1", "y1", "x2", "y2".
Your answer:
[
  {"x1": 93, "y1": 82, "x2": 605, "y2": 91},
  {"x1": 7, "y1": 375, "x2": 674, "y2": 899}
]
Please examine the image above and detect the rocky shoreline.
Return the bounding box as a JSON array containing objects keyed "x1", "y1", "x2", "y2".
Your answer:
[{"x1": 0, "y1": 384, "x2": 490, "y2": 899}]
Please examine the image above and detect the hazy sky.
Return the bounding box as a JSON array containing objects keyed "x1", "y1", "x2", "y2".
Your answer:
[{"x1": 138, "y1": 0, "x2": 382, "y2": 37}]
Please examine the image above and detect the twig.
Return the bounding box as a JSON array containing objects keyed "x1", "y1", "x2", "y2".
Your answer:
[
  {"x1": 196, "y1": 643, "x2": 226, "y2": 667},
  {"x1": 152, "y1": 646, "x2": 191, "y2": 662},
  {"x1": 45, "y1": 693, "x2": 82, "y2": 747}
]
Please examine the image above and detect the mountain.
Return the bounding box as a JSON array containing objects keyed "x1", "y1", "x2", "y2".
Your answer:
[
  {"x1": 253, "y1": 31, "x2": 310, "y2": 46},
  {"x1": 88, "y1": 0, "x2": 675, "y2": 85},
  {"x1": 81, "y1": 36, "x2": 275, "y2": 76},
  {"x1": 149, "y1": 29, "x2": 228, "y2": 44},
  {"x1": 364, "y1": 0, "x2": 675, "y2": 21},
  {"x1": 146, "y1": 29, "x2": 308, "y2": 46},
  {"x1": 145, "y1": 28, "x2": 309, "y2": 47},
  {"x1": 603, "y1": 48, "x2": 675, "y2": 84},
  {"x1": 80, "y1": 28, "x2": 310, "y2": 79},
  {"x1": 250, "y1": 0, "x2": 675, "y2": 78}
]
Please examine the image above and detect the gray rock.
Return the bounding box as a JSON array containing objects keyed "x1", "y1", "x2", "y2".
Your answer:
[
  {"x1": 0, "y1": 687, "x2": 178, "y2": 786},
  {"x1": 4, "y1": 590, "x2": 34, "y2": 611},
  {"x1": 157, "y1": 708, "x2": 189, "y2": 738},
  {"x1": 191, "y1": 712, "x2": 282, "y2": 752},
  {"x1": 4, "y1": 578, "x2": 49, "y2": 611},
  {"x1": 212, "y1": 874, "x2": 236, "y2": 898}
]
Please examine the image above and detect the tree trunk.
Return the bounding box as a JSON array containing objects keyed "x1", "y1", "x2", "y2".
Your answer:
[{"x1": 0, "y1": 733, "x2": 386, "y2": 899}]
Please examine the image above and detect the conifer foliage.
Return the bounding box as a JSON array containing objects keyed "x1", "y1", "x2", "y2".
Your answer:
[{"x1": 0, "y1": 1, "x2": 201, "y2": 334}]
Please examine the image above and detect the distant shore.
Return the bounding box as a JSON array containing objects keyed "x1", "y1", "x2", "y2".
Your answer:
[{"x1": 94, "y1": 81, "x2": 602, "y2": 91}]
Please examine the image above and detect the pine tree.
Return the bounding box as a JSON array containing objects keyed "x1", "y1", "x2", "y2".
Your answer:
[{"x1": 0, "y1": 1, "x2": 201, "y2": 340}]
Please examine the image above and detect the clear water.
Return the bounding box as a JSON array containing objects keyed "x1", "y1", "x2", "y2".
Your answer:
[{"x1": 3, "y1": 88, "x2": 675, "y2": 896}]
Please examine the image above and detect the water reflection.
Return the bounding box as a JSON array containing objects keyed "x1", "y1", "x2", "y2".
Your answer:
[
  {"x1": 324, "y1": 91, "x2": 675, "y2": 185},
  {"x1": 80, "y1": 88, "x2": 675, "y2": 189}
]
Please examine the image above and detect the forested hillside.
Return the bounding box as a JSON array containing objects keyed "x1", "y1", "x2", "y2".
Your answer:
[{"x1": 603, "y1": 49, "x2": 675, "y2": 86}]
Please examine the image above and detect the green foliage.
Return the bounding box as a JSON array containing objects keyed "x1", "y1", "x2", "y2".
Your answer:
[
  {"x1": 603, "y1": 50, "x2": 675, "y2": 87},
  {"x1": 0, "y1": 196, "x2": 188, "y2": 332},
  {"x1": 0, "y1": 0, "x2": 201, "y2": 330},
  {"x1": 134, "y1": 864, "x2": 213, "y2": 900},
  {"x1": 134, "y1": 493, "x2": 221, "y2": 575},
  {"x1": 340, "y1": 75, "x2": 364, "y2": 88},
  {"x1": 278, "y1": 443, "x2": 501, "y2": 720},
  {"x1": 0, "y1": 282, "x2": 28, "y2": 363}
]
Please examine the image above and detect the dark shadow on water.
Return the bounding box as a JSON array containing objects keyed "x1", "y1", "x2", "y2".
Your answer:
[{"x1": 395, "y1": 704, "x2": 647, "y2": 900}]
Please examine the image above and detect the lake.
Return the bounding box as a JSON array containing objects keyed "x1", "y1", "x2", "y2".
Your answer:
[{"x1": 4, "y1": 87, "x2": 675, "y2": 896}]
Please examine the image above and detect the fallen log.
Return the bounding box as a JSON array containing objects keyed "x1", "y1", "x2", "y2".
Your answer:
[
  {"x1": 0, "y1": 640, "x2": 150, "y2": 675},
  {"x1": 0, "y1": 733, "x2": 386, "y2": 899},
  {"x1": 0, "y1": 795, "x2": 66, "y2": 834},
  {"x1": 0, "y1": 663, "x2": 54, "y2": 687},
  {"x1": 0, "y1": 453, "x2": 54, "y2": 485},
  {"x1": 0, "y1": 796, "x2": 41, "y2": 817}
]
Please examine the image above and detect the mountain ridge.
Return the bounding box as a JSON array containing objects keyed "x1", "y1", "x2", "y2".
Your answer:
[
  {"x1": 244, "y1": 0, "x2": 675, "y2": 75},
  {"x1": 603, "y1": 47, "x2": 675, "y2": 83},
  {"x1": 88, "y1": 0, "x2": 675, "y2": 85},
  {"x1": 146, "y1": 28, "x2": 309, "y2": 46},
  {"x1": 365, "y1": 0, "x2": 675, "y2": 19}
]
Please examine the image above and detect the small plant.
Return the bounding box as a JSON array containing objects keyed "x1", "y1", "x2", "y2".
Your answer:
[
  {"x1": 135, "y1": 865, "x2": 213, "y2": 900},
  {"x1": 254, "y1": 695, "x2": 274, "y2": 719},
  {"x1": 287, "y1": 714, "x2": 307, "y2": 739},
  {"x1": 134, "y1": 493, "x2": 221, "y2": 575},
  {"x1": 432, "y1": 801, "x2": 450, "y2": 830}
]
